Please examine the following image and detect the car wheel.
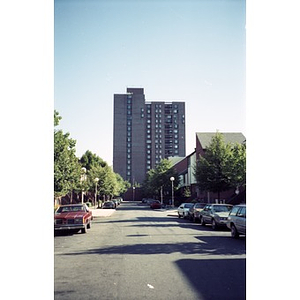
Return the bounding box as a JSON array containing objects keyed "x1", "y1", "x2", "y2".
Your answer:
[
  {"x1": 200, "y1": 217, "x2": 205, "y2": 226},
  {"x1": 81, "y1": 224, "x2": 87, "y2": 234},
  {"x1": 178, "y1": 213, "x2": 181, "y2": 218},
  {"x1": 212, "y1": 219, "x2": 218, "y2": 230},
  {"x1": 231, "y1": 224, "x2": 239, "y2": 238}
]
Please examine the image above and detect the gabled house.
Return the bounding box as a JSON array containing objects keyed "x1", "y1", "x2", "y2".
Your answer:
[{"x1": 170, "y1": 132, "x2": 246, "y2": 204}]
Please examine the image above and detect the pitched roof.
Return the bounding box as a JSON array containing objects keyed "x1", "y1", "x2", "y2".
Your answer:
[
  {"x1": 196, "y1": 132, "x2": 246, "y2": 149},
  {"x1": 168, "y1": 156, "x2": 186, "y2": 167}
]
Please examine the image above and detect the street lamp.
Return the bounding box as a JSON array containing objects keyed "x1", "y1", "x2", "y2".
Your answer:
[
  {"x1": 94, "y1": 177, "x2": 99, "y2": 208},
  {"x1": 80, "y1": 167, "x2": 87, "y2": 204},
  {"x1": 132, "y1": 186, "x2": 135, "y2": 201},
  {"x1": 170, "y1": 176, "x2": 175, "y2": 208}
]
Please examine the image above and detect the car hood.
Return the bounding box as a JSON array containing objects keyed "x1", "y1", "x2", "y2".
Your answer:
[
  {"x1": 214, "y1": 212, "x2": 230, "y2": 218},
  {"x1": 55, "y1": 212, "x2": 88, "y2": 219}
]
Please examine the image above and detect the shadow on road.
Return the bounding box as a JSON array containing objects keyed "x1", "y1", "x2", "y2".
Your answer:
[
  {"x1": 175, "y1": 258, "x2": 246, "y2": 300},
  {"x1": 59, "y1": 234, "x2": 245, "y2": 257},
  {"x1": 96, "y1": 215, "x2": 232, "y2": 235}
]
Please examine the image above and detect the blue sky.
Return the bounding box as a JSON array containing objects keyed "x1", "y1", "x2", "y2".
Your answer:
[
  {"x1": 54, "y1": 0, "x2": 246, "y2": 165},
  {"x1": 2, "y1": 1, "x2": 300, "y2": 297}
]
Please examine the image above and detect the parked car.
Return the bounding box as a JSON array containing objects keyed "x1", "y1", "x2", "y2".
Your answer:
[
  {"x1": 226, "y1": 204, "x2": 246, "y2": 238},
  {"x1": 146, "y1": 199, "x2": 156, "y2": 205},
  {"x1": 178, "y1": 203, "x2": 194, "y2": 218},
  {"x1": 189, "y1": 203, "x2": 206, "y2": 222},
  {"x1": 150, "y1": 200, "x2": 162, "y2": 209},
  {"x1": 54, "y1": 204, "x2": 93, "y2": 234},
  {"x1": 102, "y1": 201, "x2": 116, "y2": 209},
  {"x1": 142, "y1": 198, "x2": 154, "y2": 203},
  {"x1": 112, "y1": 198, "x2": 120, "y2": 206},
  {"x1": 199, "y1": 204, "x2": 233, "y2": 230}
]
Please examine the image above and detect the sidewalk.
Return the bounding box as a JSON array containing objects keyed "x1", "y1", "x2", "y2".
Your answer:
[
  {"x1": 90, "y1": 207, "x2": 116, "y2": 218},
  {"x1": 160, "y1": 208, "x2": 178, "y2": 217}
]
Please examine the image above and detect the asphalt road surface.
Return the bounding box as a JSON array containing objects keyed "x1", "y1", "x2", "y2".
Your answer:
[{"x1": 54, "y1": 201, "x2": 246, "y2": 300}]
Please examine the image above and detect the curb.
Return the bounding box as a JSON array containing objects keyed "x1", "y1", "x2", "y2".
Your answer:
[{"x1": 91, "y1": 208, "x2": 116, "y2": 218}]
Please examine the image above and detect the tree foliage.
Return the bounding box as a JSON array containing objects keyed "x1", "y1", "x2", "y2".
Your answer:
[
  {"x1": 143, "y1": 159, "x2": 178, "y2": 199},
  {"x1": 79, "y1": 150, "x2": 130, "y2": 200},
  {"x1": 225, "y1": 143, "x2": 246, "y2": 190},
  {"x1": 54, "y1": 110, "x2": 130, "y2": 202},
  {"x1": 54, "y1": 110, "x2": 81, "y2": 198},
  {"x1": 194, "y1": 132, "x2": 246, "y2": 199}
]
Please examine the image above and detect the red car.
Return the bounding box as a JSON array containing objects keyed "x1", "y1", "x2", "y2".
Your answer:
[
  {"x1": 54, "y1": 204, "x2": 93, "y2": 234},
  {"x1": 150, "y1": 200, "x2": 162, "y2": 209}
]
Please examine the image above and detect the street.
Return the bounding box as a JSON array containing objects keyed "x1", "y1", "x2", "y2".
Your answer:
[{"x1": 54, "y1": 201, "x2": 246, "y2": 300}]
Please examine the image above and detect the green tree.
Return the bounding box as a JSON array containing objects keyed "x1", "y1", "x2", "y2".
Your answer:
[
  {"x1": 194, "y1": 132, "x2": 232, "y2": 200},
  {"x1": 80, "y1": 150, "x2": 107, "y2": 170},
  {"x1": 143, "y1": 159, "x2": 178, "y2": 202},
  {"x1": 225, "y1": 143, "x2": 246, "y2": 192},
  {"x1": 54, "y1": 110, "x2": 81, "y2": 199},
  {"x1": 80, "y1": 151, "x2": 129, "y2": 201}
]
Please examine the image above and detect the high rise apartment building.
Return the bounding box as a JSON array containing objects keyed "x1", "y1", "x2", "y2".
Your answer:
[{"x1": 113, "y1": 87, "x2": 185, "y2": 184}]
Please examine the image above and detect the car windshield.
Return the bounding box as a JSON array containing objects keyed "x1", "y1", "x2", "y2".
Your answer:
[
  {"x1": 213, "y1": 205, "x2": 232, "y2": 212},
  {"x1": 57, "y1": 205, "x2": 85, "y2": 213},
  {"x1": 184, "y1": 203, "x2": 194, "y2": 208}
]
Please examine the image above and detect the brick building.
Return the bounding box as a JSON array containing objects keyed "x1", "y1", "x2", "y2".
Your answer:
[{"x1": 171, "y1": 132, "x2": 246, "y2": 204}]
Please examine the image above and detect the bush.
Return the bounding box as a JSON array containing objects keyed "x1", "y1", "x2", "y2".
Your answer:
[{"x1": 85, "y1": 201, "x2": 92, "y2": 207}]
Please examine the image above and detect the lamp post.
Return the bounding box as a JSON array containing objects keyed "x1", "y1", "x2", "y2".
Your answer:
[
  {"x1": 80, "y1": 167, "x2": 87, "y2": 204},
  {"x1": 94, "y1": 177, "x2": 99, "y2": 208},
  {"x1": 133, "y1": 186, "x2": 135, "y2": 201},
  {"x1": 170, "y1": 176, "x2": 175, "y2": 208}
]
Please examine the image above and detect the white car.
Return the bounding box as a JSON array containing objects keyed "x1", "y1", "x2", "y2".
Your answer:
[
  {"x1": 178, "y1": 203, "x2": 194, "y2": 218},
  {"x1": 199, "y1": 204, "x2": 233, "y2": 230},
  {"x1": 226, "y1": 204, "x2": 246, "y2": 238}
]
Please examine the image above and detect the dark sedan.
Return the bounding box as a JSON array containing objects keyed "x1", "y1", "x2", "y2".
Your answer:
[{"x1": 189, "y1": 203, "x2": 206, "y2": 222}]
